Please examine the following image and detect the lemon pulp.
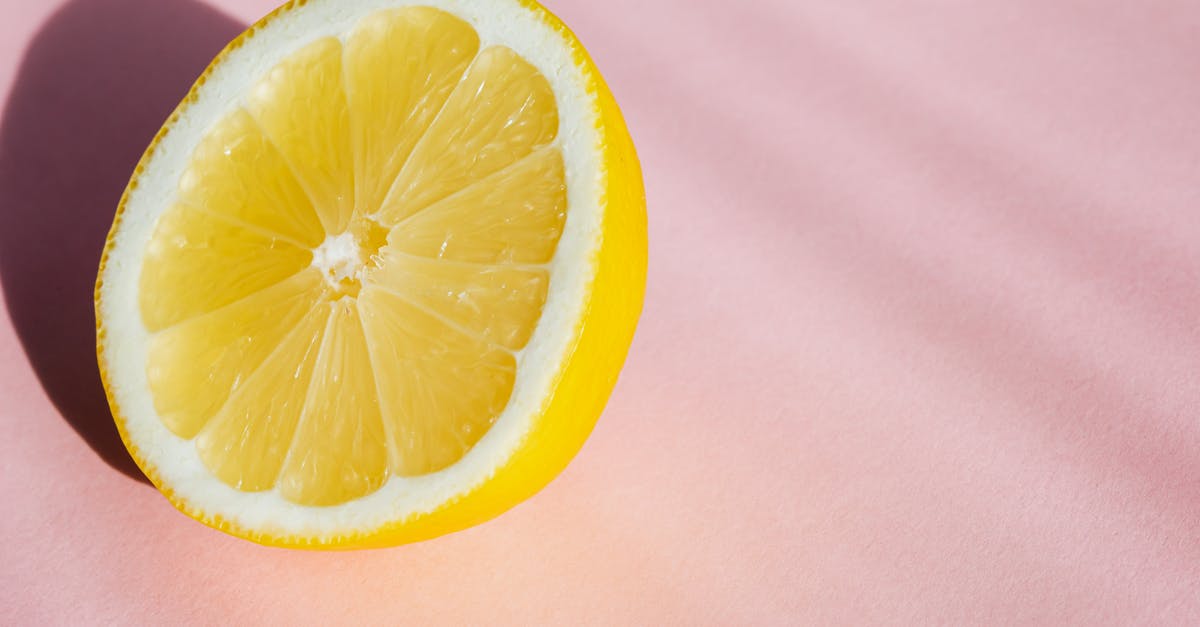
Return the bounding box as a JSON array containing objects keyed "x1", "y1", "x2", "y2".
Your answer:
[{"x1": 138, "y1": 7, "x2": 566, "y2": 507}]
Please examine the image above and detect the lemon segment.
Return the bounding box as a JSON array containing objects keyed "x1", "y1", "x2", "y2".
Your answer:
[
  {"x1": 245, "y1": 37, "x2": 355, "y2": 234},
  {"x1": 278, "y1": 299, "x2": 390, "y2": 506},
  {"x1": 178, "y1": 109, "x2": 325, "y2": 248},
  {"x1": 359, "y1": 288, "x2": 517, "y2": 476},
  {"x1": 390, "y1": 146, "x2": 567, "y2": 264},
  {"x1": 139, "y1": 205, "x2": 312, "y2": 331},
  {"x1": 146, "y1": 269, "x2": 325, "y2": 438},
  {"x1": 377, "y1": 45, "x2": 560, "y2": 225},
  {"x1": 345, "y1": 7, "x2": 480, "y2": 220},
  {"x1": 367, "y1": 251, "x2": 549, "y2": 351},
  {"x1": 194, "y1": 301, "x2": 329, "y2": 491}
]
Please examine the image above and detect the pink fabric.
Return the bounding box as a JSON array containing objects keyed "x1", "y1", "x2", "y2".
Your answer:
[{"x1": 3, "y1": 0, "x2": 1200, "y2": 623}]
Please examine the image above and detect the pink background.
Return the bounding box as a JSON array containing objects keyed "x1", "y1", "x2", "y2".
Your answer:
[{"x1": 3, "y1": 0, "x2": 1200, "y2": 623}]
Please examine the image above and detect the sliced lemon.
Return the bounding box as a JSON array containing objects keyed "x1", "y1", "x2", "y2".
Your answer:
[{"x1": 95, "y1": 0, "x2": 645, "y2": 548}]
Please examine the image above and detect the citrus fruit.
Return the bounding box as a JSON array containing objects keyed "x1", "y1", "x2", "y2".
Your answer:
[{"x1": 94, "y1": 0, "x2": 645, "y2": 548}]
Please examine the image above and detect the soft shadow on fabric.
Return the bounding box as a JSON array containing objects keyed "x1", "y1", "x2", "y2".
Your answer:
[{"x1": 0, "y1": 0, "x2": 244, "y2": 482}]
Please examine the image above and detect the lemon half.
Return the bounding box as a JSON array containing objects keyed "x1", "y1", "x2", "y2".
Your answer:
[{"x1": 95, "y1": 0, "x2": 645, "y2": 548}]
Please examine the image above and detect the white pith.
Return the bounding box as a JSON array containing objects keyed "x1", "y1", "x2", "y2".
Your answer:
[
  {"x1": 312, "y1": 232, "x2": 366, "y2": 286},
  {"x1": 97, "y1": 0, "x2": 601, "y2": 539}
]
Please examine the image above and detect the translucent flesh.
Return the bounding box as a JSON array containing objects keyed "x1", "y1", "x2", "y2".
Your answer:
[
  {"x1": 139, "y1": 204, "x2": 312, "y2": 332},
  {"x1": 276, "y1": 299, "x2": 389, "y2": 506},
  {"x1": 146, "y1": 269, "x2": 325, "y2": 438},
  {"x1": 358, "y1": 289, "x2": 517, "y2": 476},
  {"x1": 367, "y1": 251, "x2": 550, "y2": 351},
  {"x1": 195, "y1": 302, "x2": 329, "y2": 491},
  {"x1": 389, "y1": 147, "x2": 567, "y2": 265},
  {"x1": 178, "y1": 109, "x2": 325, "y2": 249},
  {"x1": 139, "y1": 8, "x2": 565, "y2": 506},
  {"x1": 344, "y1": 7, "x2": 480, "y2": 221},
  {"x1": 245, "y1": 37, "x2": 355, "y2": 234},
  {"x1": 376, "y1": 45, "x2": 559, "y2": 226}
]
